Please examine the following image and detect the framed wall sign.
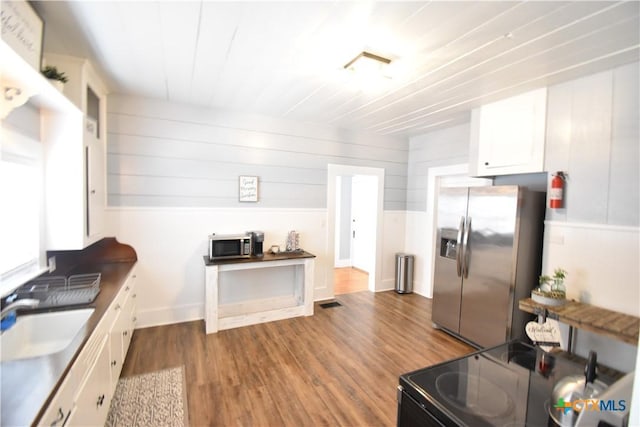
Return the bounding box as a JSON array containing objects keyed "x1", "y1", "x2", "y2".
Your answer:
[
  {"x1": 1, "y1": 0, "x2": 43, "y2": 71},
  {"x1": 239, "y1": 176, "x2": 259, "y2": 202}
]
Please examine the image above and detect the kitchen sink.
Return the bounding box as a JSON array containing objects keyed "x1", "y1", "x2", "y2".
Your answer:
[{"x1": 0, "y1": 308, "x2": 94, "y2": 362}]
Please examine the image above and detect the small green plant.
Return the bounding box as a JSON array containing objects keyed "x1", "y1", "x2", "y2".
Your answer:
[
  {"x1": 539, "y1": 275, "x2": 551, "y2": 286},
  {"x1": 41, "y1": 66, "x2": 68, "y2": 83},
  {"x1": 553, "y1": 268, "x2": 567, "y2": 281}
]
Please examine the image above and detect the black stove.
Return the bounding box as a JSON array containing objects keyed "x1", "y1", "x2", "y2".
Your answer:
[{"x1": 397, "y1": 341, "x2": 616, "y2": 427}]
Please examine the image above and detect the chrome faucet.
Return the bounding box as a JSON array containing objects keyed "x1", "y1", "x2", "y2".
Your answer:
[{"x1": 1, "y1": 298, "x2": 40, "y2": 320}]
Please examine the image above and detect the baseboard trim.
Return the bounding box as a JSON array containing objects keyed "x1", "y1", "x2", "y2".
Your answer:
[
  {"x1": 135, "y1": 303, "x2": 203, "y2": 329},
  {"x1": 334, "y1": 259, "x2": 352, "y2": 268}
]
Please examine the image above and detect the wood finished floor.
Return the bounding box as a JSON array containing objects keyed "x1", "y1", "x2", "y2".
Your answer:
[
  {"x1": 334, "y1": 267, "x2": 369, "y2": 295},
  {"x1": 121, "y1": 291, "x2": 473, "y2": 426}
]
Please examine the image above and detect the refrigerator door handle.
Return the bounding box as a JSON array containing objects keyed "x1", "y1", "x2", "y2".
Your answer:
[
  {"x1": 456, "y1": 216, "x2": 464, "y2": 277},
  {"x1": 462, "y1": 217, "x2": 471, "y2": 278}
]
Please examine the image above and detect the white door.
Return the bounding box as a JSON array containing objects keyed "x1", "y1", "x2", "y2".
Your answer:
[{"x1": 351, "y1": 175, "x2": 377, "y2": 273}]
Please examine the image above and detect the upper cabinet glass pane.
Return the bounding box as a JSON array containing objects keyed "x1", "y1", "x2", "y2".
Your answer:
[{"x1": 86, "y1": 86, "x2": 100, "y2": 138}]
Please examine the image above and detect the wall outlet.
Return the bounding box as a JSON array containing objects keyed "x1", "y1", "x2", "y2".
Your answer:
[{"x1": 48, "y1": 256, "x2": 56, "y2": 273}]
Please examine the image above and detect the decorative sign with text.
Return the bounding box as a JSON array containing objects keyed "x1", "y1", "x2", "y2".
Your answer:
[
  {"x1": 525, "y1": 319, "x2": 562, "y2": 352},
  {"x1": 239, "y1": 176, "x2": 258, "y2": 202},
  {"x1": 1, "y1": 0, "x2": 43, "y2": 71}
]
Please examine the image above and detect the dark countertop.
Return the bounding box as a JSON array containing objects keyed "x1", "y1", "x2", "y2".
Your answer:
[
  {"x1": 203, "y1": 250, "x2": 316, "y2": 266},
  {"x1": 0, "y1": 238, "x2": 136, "y2": 427}
]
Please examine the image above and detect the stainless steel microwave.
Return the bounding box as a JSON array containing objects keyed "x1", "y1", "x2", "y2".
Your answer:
[{"x1": 208, "y1": 233, "x2": 252, "y2": 260}]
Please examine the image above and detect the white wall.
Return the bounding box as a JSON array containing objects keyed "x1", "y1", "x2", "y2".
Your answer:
[
  {"x1": 106, "y1": 208, "x2": 405, "y2": 326},
  {"x1": 540, "y1": 63, "x2": 639, "y2": 372},
  {"x1": 105, "y1": 94, "x2": 410, "y2": 325},
  {"x1": 407, "y1": 62, "x2": 639, "y2": 375}
]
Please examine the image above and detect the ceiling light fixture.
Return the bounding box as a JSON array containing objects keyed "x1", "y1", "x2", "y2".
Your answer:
[{"x1": 344, "y1": 51, "x2": 392, "y2": 75}]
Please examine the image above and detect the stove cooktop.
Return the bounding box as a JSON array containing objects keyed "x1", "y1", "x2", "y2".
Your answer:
[{"x1": 399, "y1": 341, "x2": 617, "y2": 427}]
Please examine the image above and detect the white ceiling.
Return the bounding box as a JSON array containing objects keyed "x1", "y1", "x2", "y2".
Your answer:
[{"x1": 32, "y1": 1, "x2": 640, "y2": 138}]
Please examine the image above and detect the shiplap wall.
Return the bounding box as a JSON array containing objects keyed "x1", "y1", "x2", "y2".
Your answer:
[
  {"x1": 406, "y1": 123, "x2": 470, "y2": 211},
  {"x1": 545, "y1": 61, "x2": 639, "y2": 226},
  {"x1": 107, "y1": 95, "x2": 408, "y2": 210}
]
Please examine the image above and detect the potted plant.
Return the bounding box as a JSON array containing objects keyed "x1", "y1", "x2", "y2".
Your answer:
[
  {"x1": 532, "y1": 268, "x2": 567, "y2": 306},
  {"x1": 41, "y1": 66, "x2": 68, "y2": 92},
  {"x1": 551, "y1": 268, "x2": 567, "y2": 293},
  {"x1": 538, "y1": 274, "x2": 552, "y2": 293}
]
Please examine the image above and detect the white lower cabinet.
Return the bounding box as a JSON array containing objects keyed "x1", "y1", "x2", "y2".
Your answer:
[
  {"x1": 38, "y1": 267, "x2": 137, "y2": 427},
  {"x1": 109, "y1": 279, "x2": 137, "y2": 392},
  {"x1": 67, "y1": 335, "x2": 111, "y2": 426},
  {"x1": 39, "y1": 368, "x2": 77, "y2": 426}
]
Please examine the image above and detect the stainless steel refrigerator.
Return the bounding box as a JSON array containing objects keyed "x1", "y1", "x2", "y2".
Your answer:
[{"x1": 432, "y1": 185, "x2": 545, "y2": 348}]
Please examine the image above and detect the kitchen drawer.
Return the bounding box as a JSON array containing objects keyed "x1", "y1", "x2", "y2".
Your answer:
[{"x1": 38, "y1": 364, "x2": 78, "y2": 427}]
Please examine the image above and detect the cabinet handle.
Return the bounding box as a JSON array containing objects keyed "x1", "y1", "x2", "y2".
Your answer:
[
  {"x1": 51, "y1": 407, "x2": 65, "y2": 426},
  {"x1": 90, "y1": 189, "x2": 96, "y2": 194},
  {"x1": 123, "y1": 331, "x2": 128, "y2": 336},
  {"x1": 133, "y1": 274, "x2": 137, "y2": 279},
  {"x1": 115, "y1": 304, "x2": 121, "y2": 311},
  {"x1": 484, "y1": 161, "x2": 489, "y2": 166},
  {"x1": 111, "y1": 360, "x2": 117, "y2": 367},
  {"x1": 133, "y1": 294, "x2": 137, "y2": 299},
  {"x1": 133, "y1": 316, "x2": 137, "y2": 322},
  {"x1": 97, "y1": 394, "x2": 105, "y2": 407},
  {"x1": 125, "y1": 286, "x2": 130, "y2": 291}
]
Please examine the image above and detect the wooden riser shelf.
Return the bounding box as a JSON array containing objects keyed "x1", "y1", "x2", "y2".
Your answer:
[{"x1": 519, "y1": 298, "x2": 639, "y2": 345}]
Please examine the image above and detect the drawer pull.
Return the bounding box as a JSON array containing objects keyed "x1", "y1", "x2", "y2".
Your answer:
[
  {"x1": 51, "y1": 407, "x2": 64, "y2": 426},
  {"x1": 111, "y1": 360, "x2": 117, "y2": 367},
  {"x1": 97, "y1": 394, "x2": 105, "y2": 407},
  {"x1": 115, "y1": 304, "x2": 121, "y2": 311},
  {"x1": 125, "y1": 286, "x2": 130, "y2": 291},
  {"x1": 123, "y1": 331, "x2": 128, "y2": 336}
]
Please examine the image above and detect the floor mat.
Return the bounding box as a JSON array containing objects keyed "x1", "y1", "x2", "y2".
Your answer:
[{"x1": 106, "y1": 366, "x2": 188, "y2": 427}]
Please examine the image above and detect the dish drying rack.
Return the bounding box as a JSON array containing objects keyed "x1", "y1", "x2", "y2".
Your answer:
[{"x1": 16, "y1": 273, "x2": 101, "y2": 309}]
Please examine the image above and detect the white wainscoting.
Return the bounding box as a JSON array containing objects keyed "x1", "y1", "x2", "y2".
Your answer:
[
  {"x1": 105, "y1": 207, "x2": 406, "y2": 328},
  {"x1": 542, "y1": 221, "x2": 639, "y2": 316},
  {"x1": 542, "y1": 220, "x2": 639, "y2": 372},
  {"x1": 404, "y1": 211, "x2": 429, "y2": 297}
]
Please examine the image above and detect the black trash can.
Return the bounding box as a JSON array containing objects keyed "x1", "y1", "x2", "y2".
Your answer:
[{"x1": 395, "y1": 253, "x2": 414, "y2": 294}]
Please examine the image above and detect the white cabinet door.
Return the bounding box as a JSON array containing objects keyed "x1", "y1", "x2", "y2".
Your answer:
[
  {"x1": 108, "y1": 271, "x2": 136, "y2": 394},
  {"x1": 470, "y1": 88, "x2": 547, "y2": 176},
  {"x1": 120, "y1": 287, "x2": 136, "y2": 360},
  {"x1": 67, "y1": 335, "x2": 111, "y2": 427},
  {"x1": 108, "y1": 312, "x2": 124, "y2": 394},
  {"x1": 85, "y1": 126, "x2": 104, "y2": 239},
  {"x1": 38, "y1": 369, "x2": 77, "y2": 427},
  {"x1": 43, "y1": 53, "x2": 107, "y2": 250}
]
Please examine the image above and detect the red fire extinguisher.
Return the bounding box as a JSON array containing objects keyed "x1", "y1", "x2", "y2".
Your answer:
[{"x1": 550, "y1": 172, "x2": 565, "y2": 209}]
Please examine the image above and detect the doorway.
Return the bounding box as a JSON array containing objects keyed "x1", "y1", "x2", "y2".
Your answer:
[
  {"x1": 326, "y1": 165, "x2": 384, "y2": 299},
  {"x1": 333, "y1": 174, "x2": 377, "y2": 294}
]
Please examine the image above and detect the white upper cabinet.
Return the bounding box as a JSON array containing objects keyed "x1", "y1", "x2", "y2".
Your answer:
[
  {"x1": 469, "y1": 88, "x2": 547, "y2": 177},
  {"x1": 43, "y1": 54, "x2": 108, "y2": 250}
]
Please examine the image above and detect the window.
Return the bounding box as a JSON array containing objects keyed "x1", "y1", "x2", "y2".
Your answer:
[{"x1": 0, "y1": 125, "x2": 46, "y2": 296}]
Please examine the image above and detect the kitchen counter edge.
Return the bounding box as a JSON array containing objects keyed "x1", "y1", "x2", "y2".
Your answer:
[{"x1": 1, "y1": 238, "x2": 137, "y2": 427}]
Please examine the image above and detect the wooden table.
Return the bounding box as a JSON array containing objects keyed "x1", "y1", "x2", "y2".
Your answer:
[
  {"x1": 519, "y1": 298, "x2": 639, "y2": 346},
  {"x1": 203, "y1": 251, "x2": 315, "y2": 334}
]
